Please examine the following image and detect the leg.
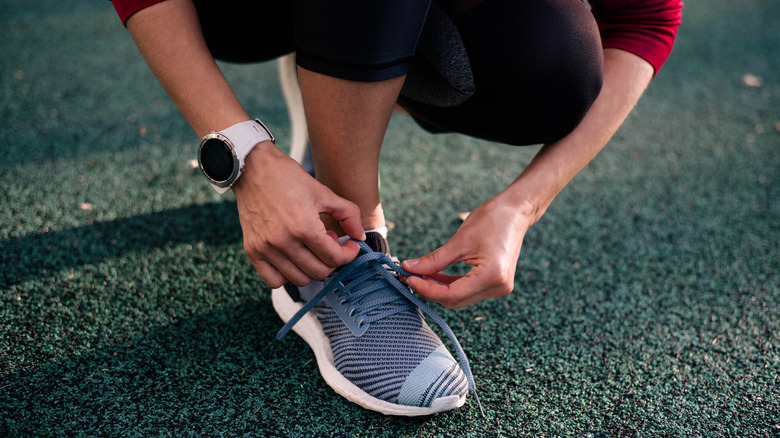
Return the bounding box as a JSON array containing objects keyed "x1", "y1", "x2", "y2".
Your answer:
[
  {"x1": 298, "y1": 69, "x2": 404, "y2": 233},
  {"x1": 292, "y1": 0, "x2": 431, "y2": 233},
  {"x1": 399, "y1": 0, "x2": 604, "y2": 146},
  {"x1": 272, "y1": 0, "x2": 478, "y2": 416}
]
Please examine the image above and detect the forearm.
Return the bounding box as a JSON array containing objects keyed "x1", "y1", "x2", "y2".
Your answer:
[
  {"x1": 500, "y1": 48, "x2": 655, "y2": 224},
  {"x1": 126, "y1": 0, "x2": 248, "y2": 137}
]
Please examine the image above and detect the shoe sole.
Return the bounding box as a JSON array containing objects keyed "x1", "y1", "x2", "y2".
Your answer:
[{"x1": 271, "y1": 286, "x2": 466, "y2": 416}]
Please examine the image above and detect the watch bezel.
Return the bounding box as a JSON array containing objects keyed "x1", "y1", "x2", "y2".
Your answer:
[{"x1": 198, "y1": 132, "x2": 239, "y2": 188}]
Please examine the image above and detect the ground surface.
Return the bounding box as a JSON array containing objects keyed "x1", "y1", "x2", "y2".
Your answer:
[{"x1": 1, "y1": 0, "x2": 778, "y2": 436}]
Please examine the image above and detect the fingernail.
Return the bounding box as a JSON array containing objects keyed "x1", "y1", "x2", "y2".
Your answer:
[{"x1": 404, "y1": 259, "x2": 418, "y2": 267}]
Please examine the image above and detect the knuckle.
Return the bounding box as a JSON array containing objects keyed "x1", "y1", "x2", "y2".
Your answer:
[
  {"x1": 497, "y1": 282, "x2": 514, "y2": 297},
  {"x1": 255, "y1": 262, "x2": 283, "y2": 288},
  {"x1": 243, "y1": 239, "x2": 261, "y2": 256},
  {"x1": 290, "y1": 274, "x2": 311, "y2": 287},
  {"x1": 331, "y1": 242, "x2": 358, "y2": 266},
  {"x1": 441, "y1": 298, "x2": 457, "y2": 310},
  {"x1": 312, "y1": 265, "x2": 333, "y2": 281},
  {"x1": 495, "y1": 271, "x2": 515, "y2": 297},
  {"x1": 242, "y1": 241, "x2": 253, "y2": 256},
  {"x1": 497, "y1": 280, "x2": 514, "y2": 297},
  {"x1": 255, "y1": 241, "x2": 273, "y2": 258},
  {"x1": 483, "y1": 265, "x2": 503, "y2": 284},
  {"x1": 266, "y1": 277, "x2": 285, "y2": 289},
  {"x1": 289, "y1": 218, "x2": 312, "y2": 237},
  {"x1": 316, "y1": 253, "x2": 338, "y2": 268},
  {"x1": 264, "y1": 230, "x2": 284, "y2": 247},
  {"x1": 346, "y1": 201, "x2": 361, "y2": 216},
  {"x1": 488, "y1": 263, "x2": 513, "y2": 284},
  {"x1": 442, "y1": 297, "x2": 464, "y2": 310},
  {"x1": 426, "y1": 249, "x2": 442, "y2": 266}
]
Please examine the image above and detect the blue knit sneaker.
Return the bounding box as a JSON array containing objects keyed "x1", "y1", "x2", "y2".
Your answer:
[{"x1": 265, "y1": 232, "x2": 482, "y2": 416}]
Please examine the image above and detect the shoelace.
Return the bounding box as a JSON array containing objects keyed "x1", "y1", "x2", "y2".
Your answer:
[{"x1": 261, "y1": 240, "x2": 484, "y2": 417}]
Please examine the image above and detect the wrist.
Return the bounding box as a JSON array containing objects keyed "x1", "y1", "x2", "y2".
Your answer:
[
  {"x1": 197, "y1": 118, "x2": 275, "y2": 194},
  {"x1": 477, "y1": 192, "x2": 538, "y2": 234},
  {"x1": 491, "y1": 187, "x2": 546, "y2": 229},
  {"x1": 231, "y1": 140, "x2": 279, "y2": 196}
]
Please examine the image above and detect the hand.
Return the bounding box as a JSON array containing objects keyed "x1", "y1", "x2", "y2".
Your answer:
[
  {"x1": 232, "y1": 141, "x2": 365, "y2": 288},
  {"x1": 402, "y1": 49, "x2": 658, "y2": 308},
  {"x1": 402, "y1": 196, "x2": 533, "y2": 308}
]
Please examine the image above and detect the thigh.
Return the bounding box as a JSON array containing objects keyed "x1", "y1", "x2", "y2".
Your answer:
[
  {"x1": 193, "y1": 0, "x2": 296, "y2": 63},
  {"x1": 293, "y1": 0, "x2": 432, "y2": 82},
  {"x1": 399, "y1": 0, "x2": 604, "y2": 146},
  {"x1": 195, "y1": 0, "x2": 433, "y2": 80}
]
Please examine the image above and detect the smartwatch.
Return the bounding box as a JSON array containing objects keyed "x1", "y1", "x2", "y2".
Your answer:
[{"x1": 198, "y1": 118, "x2": 275, "y2": 194}]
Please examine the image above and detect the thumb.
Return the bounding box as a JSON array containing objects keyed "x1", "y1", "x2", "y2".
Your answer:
[{"x1": 403, "y1": 242, "x2": 461, "y2": 276}]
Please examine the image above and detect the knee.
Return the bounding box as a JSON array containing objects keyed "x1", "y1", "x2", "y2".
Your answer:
[
  {"x1": 526, "y1": 47, "x2": 604, "y2": 143},
  {"x1": 508, "y1": 0, "x2": 605, "y2": 143},
  {"x1": 460, "y1": 0, "x2": 605, "y2": 144}
]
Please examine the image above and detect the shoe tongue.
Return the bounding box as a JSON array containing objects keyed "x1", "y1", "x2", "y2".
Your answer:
[
  {"x1": 337, "y1": 231, "x2": 390, "y2": 255},
  {"x1": 364, "y1": 231, "x2": 390, "y2": 255}
]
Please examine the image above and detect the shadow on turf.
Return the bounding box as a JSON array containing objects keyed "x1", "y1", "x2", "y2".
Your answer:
[
  {"x1": 1, "y1": 299, "x2": 274, "y2": 434},
  {"x1": 0, "y1": 297, "x2": 437, "y2": 435},
  {"x1": 1, "y1": 201, "x2": 241, "y2": 287}
]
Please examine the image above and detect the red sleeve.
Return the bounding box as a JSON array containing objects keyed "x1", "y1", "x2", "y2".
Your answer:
[
  {"x1": 589, "y1": 0, "x2": 683, "y2": 76},
  {"x1": 111, "y1": 0, "x2": 682, "y2": 76},
  {"x1": 110, "y1": 0, "x2": 167, "y2": 25}
]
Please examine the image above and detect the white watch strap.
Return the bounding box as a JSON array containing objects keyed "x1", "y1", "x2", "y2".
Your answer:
[
  {"x1": 220, "y1": 119, "x2": 275, "y2": 161},
  {"x1": 209, "y1": 119, "x2": 275, "y2": 194}
]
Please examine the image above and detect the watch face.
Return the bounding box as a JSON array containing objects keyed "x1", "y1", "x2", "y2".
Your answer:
[{"x1": 200, "y1": 138, "x2": 235, "y2": 183}]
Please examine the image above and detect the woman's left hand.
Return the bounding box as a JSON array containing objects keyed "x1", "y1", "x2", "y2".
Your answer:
[
  {"x1": 403, "y1": 49, "x2": 656, "y2": 309},
  {"x1": 402, "y1": 196, "x2": 533, "y2": 308}
]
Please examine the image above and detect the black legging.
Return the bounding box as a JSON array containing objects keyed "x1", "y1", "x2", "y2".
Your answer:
[{"x1": 195, "y1": 0, "x2": 603, "y2": 146}]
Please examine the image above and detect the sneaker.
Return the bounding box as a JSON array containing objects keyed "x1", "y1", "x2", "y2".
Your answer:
[{"x1": 264, "y1": 232, "x2": 482, "y2": 416}]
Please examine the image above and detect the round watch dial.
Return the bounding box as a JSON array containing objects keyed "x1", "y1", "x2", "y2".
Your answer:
[{"x1": 200, "y1": 138, "x2": 235, "y2": 183}]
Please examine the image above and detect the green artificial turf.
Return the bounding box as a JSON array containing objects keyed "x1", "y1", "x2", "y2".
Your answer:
[{"x1": 1, "y1": 0, "x2": 778, "y2": 436}]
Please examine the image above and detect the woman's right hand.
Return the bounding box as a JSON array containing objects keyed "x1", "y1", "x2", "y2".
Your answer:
[
  {"x1": 126, "y1": 0, "x2": 366, "y2": 288},
  {"x1": 231, "y1": 141, "x2": 365, "y2": 288}
]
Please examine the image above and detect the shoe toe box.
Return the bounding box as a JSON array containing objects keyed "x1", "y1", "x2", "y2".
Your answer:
[{"x1": 396, "y1": 344, "x2": 468, "y2": 408}]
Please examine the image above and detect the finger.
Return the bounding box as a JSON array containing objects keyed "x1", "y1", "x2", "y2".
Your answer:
[
  {"x1": 284, "y1": 244, "x2": 338, "y2": 280},
  {"x1": 318, "y1": 193, "x2": 365, "y2": 241},
  {"x1": 275, "y1": 260, "x2": 314, "y2": 287},
  {"x1": 253, "y1": 258, "x2": 286, "y2": 289},
  {"x1": 406, "y1": 275, "x2": 462, "y2": 308},
  {"x1": 411, "y1": 266, "x2": 513, "y2": 309},
  {"x1": 261, "y1": 247, "x2": 314, "y2": 287},
  {"x1": 326, "y1": 229, "x2": 340, "y2": 243},
  {"x1": 402, "y1": 242, "x2": 462, "y2": 276},
  {"x1": 421, "y1": 272, "x2": 462, "y2": 285},
  {"x1": 407, "y1": 274, "x2": 485, "y2": 309},
  {"x1": 400, "y1": 271, "x2": 460, "y2": 286},
  {"x1": 306, "y1": 230, "x2": 361, "y2": 267}
]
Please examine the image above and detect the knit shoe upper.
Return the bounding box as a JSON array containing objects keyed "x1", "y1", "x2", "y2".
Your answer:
[
  {"x1": 265, "y1": 232, "x2": 482, "y2": 415},
  {"x1": 313, "y1": 285, "x2": 467, "y2": 406}
]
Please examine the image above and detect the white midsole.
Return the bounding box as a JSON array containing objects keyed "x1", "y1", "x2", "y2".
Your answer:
[{"x1": 270, "y1": 286, "x2": 466, "y2": 416}]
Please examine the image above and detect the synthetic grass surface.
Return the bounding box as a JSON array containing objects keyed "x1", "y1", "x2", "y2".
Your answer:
[{"x1": 1, "y1": 0, "x2": 778, "y2": 436}]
